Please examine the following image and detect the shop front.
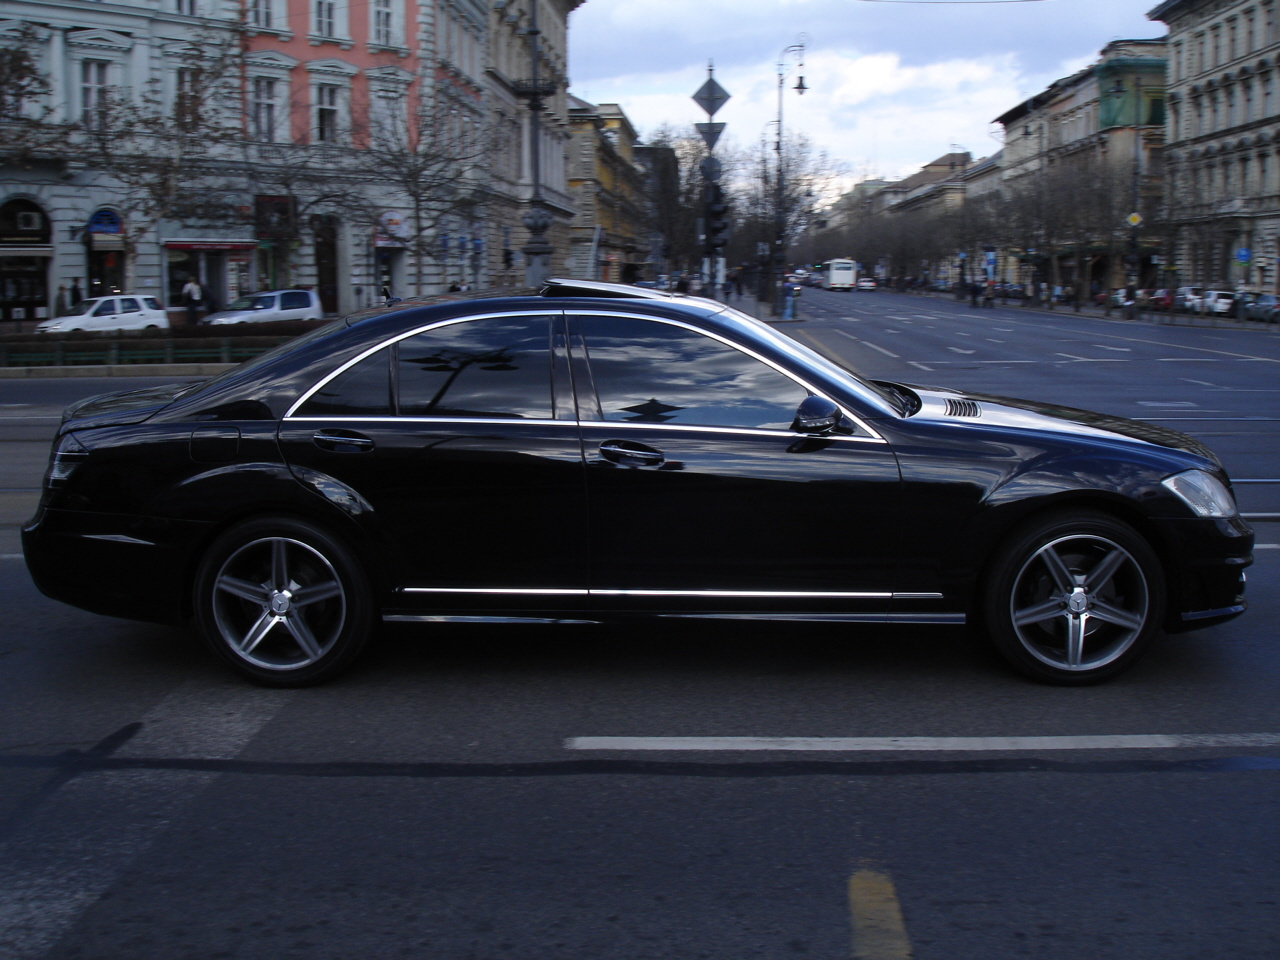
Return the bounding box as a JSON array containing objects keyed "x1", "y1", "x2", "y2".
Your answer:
[
  {"x1": 0, "y1": 198, "x2": 52, "y2": 324},
  {"x1": 164, "y1": 240, "x2": 256, "y2": 320}
]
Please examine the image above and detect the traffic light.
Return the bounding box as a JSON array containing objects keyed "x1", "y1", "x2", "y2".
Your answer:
[{"x1": 704, "y1": 183, "x2": 730, "y2": 251}]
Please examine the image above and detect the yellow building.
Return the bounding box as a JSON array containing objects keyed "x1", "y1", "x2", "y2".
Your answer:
[{"x1": 567, "y1": 96, "x2": 648, "y2": 282}]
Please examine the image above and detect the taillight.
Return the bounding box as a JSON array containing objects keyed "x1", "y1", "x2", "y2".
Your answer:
[{"x1": 45, "y1": 432, "x2": 90, "y2": 488}]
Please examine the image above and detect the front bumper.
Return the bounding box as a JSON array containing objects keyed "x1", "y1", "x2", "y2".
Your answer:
[{"x1": 1158, "y1": 514, "x2": 1253, "y2": 633}]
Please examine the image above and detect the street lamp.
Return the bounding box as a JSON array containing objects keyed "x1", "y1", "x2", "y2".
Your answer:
[
  {"x1": 511, "y1": 1, "x2": 560, "y2": 287},
  {"x1": 769, "y1": 34, "x2": 807, "y2": 316},
  {"x1": 1110, "y1": 75, "x2": 1143, "y2": 301}
]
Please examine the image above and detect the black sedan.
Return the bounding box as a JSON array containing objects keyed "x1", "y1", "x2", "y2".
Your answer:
[{"x1": 23, "y1": 279, "x2": 1252, "y2": 685}]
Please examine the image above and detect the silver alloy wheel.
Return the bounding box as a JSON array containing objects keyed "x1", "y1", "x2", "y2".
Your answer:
[
  {"x1": 210, "y1": 536, "x2": 347, "y2": 671},
  {"x1": 1008, "y1": 534, "x2": 1150, "y2": 672}
]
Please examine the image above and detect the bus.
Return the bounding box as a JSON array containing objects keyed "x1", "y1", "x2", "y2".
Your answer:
[{"x1": 821, "y1": 259, "x2": 856, "y2": 291}]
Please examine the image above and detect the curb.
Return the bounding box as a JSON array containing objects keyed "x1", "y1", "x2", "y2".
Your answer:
[{"x1": 0, "y1": 363, "x2": 236, "y2": 379}]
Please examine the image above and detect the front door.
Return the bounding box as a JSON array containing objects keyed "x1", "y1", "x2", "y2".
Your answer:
[{"x1": 569, "y1": 312, "x2": 903, "y2": 615}]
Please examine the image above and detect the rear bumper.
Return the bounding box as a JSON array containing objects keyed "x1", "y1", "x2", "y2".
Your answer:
[{"x1": 22, "y1": 506, "x2": 212, "y2": 624}]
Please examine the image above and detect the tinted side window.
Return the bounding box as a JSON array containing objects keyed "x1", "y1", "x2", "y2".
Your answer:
[
  {"x1": 579, "y1": 315, "x2": 808, "y2": 430},
  {"x1": 398, "y1": 315, "x2": 552, "y2": 419},
  {"x1": 142, "y1": 297, "x2": 161, "y2": 310},
  {"x1": 93, "y1": 300, "x2": 116, "y2": 316},
  {"x1": 280, "y1": 292, "x2": 310, "y2": 309},
  {"x1": 119, "y1": 297, "x2": 140, "y2": 312},
  {"x1": 297, "y1": 349, "x2": 392, "y2": 416}
]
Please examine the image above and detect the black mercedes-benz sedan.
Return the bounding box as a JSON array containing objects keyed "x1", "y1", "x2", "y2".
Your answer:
[{"x1": 23, "y1": 279, "x2": 1253, "y2": 685}]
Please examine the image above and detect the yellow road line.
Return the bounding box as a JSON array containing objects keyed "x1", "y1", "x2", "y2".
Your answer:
[{"x1": 849, "y1": 868, "x2": 913, "y2": 959}]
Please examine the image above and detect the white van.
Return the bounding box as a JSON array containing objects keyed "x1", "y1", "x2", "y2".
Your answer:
[{"x1": 35, "y1": 296, "x2": 169, "y2": 333}]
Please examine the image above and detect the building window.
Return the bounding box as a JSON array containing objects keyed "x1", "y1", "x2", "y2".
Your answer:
[
  {"x1": 249, "y1": 0, "x2": 273, "y2": 28},
  {"x1": 175, "y1": 67, "x2": 200, "y2": 130},
  {"x1": 81, "y1": 59, "x2": 109, "y2": 129},
  {"x1": 252, "y1": 77, "x2": 277, "y2": 141},
  {"x1": 176, "y1": 0, "x2": 197, "y2": 14},
  {"x1": 315, "y1": 0, "x2": 336, "y2": 38},
  {"x1": 315, "y1": 84, "x2": 340, "y2": 142},
  {"x1": 372, "y1": 0, "x2": 394, "y2": 46}
]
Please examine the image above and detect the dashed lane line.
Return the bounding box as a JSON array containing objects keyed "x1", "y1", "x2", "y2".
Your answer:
[{"x1": 850, "y1": 868, "x2": 913, "y2": 960}]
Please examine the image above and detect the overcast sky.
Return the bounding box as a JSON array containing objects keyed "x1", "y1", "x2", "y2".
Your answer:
[{"x1": 567, "y1": 0, "x2": 1164, "y2": 188}]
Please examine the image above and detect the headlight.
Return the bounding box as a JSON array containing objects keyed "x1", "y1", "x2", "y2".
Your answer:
[
  {"x1": 1161, "y1": 469, "x2": 1238, "y2": 518},
  {"x1": 45, "y1": 432, "x2": 90, "y2": 487}
]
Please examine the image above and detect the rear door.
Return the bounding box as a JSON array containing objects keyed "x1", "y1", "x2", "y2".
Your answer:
[{"x1": 278, "y1": 310, "x2": 588, "y2": 613}]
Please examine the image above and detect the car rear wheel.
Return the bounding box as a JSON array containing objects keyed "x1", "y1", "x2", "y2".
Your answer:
[
  {"x1": 194, "y1": 517, "x2": 374, "y2": 685},
  {"x1": 983, "y1": 511, "x2": 1164, "y2": 684}
]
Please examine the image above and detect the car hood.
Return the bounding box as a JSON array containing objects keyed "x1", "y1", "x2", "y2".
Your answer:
[
  {"x1": 62, "y1": 382, "x2": 196, "y2": 429},
  {"x1": 900, "y1": 384, "x2": 1221, "y2": 466}
]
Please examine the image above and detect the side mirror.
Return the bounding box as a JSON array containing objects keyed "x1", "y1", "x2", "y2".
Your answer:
[{"x1": 792, "y1": 395, "x2": 842, "y2": 434}]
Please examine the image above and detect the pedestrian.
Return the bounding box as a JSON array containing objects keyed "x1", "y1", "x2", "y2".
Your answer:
[
  {"x1": 181, "y1": 276, "x2": 204, "y2": 325},
  {"x1": 54, "y1": 285, "x2": 69, "y2": 317},
  {"x1": 674, "y1": 274, "x2": 689, "y2": 293},
  {"x1": 69, "y1": 278, "x2": 82, "y2": 307},
  {"x1": 983, "y1": 279, "x2": 995, "y2": 308},
  {"x1": 969, "y1": 281, "x2": 980, "y2": 307}
]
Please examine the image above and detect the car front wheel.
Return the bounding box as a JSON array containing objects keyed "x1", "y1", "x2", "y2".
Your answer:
[
  {"x1": 194, "y1": 517, "x2": 374, "y2": 685},
  {"x1": 983, "y1": 511, "x2": 1165, "y2": 684}
]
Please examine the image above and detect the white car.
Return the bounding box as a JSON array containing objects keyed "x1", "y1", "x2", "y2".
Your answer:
[
  {"x1": 200, "y1": 289, "x2": 324, "y2": 326},
  {"x1": 856, "y1": 278, "x2": 878, "y2": 291},
  {"x1": 36, "y1": 295, "x2": 169, "y2": 334},
  {"x1": 1200, "y1": 290, "x2": 1237, "y2": 315}
]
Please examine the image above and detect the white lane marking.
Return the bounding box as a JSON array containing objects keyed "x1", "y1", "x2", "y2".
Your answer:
[
  {"x1": 567, "y1": 734, "x2": 1280, "y2": 752},
  {"x1": 859, "y1": 341, "x2": 899, "y2": 358},
  {"x1": 986, "y1": 339, "x2": 1005, "y2": 343},
  {"x1": 995, "y1": 328, "x2": 1014, "y2": 332},
  {"x1": 1095, "y1": 344, "x2": 1132, "y2": 352},
  {"x1": 948, "y1": 347, "x2": 976, "y2": 355},
  {"x1": 954, "y1": 331, "x2": 972, "y2": 336},
  {"x1": 1255, "y1": 544, "x2": 1279, "y2": 550},
  {"x1": 1, "y1": 554, "x2": 24, "y2": 560},
  {"x1": 0, "y1": 681, "x2": 293, "y2": 960},
  {"x1": 1138, "y1": 401, "x2": 1199, "y2": 408},
  {"x1": 908, "y1": 362, "x2": 934, "y2": 372}
]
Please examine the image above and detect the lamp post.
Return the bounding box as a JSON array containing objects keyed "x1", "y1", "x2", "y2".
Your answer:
[
  {"x1": 1110, "y1": 75, "x2": 1143, "y2": 303},
  {"x1": 769, "y1": 35, "x2": 807, "y2": 316},
  {"x1": 511, "y1": 1, "x2": 559, "y2": 287}
]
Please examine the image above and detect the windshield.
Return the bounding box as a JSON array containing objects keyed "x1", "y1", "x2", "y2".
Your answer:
[
  {"x1": 224, "y1": 295, "x2": 274, "y2": 312},
  {"x1": 175, "y1": 319, "x2": 347, "y2": 400}
]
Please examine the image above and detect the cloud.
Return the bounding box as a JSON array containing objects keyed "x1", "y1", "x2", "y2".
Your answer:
[{"x1": 567, "y1": 0, "x2": 1164, "y2": 181}]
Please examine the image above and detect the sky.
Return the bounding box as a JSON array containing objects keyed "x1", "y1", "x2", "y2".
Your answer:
[{"x1": 567, "y1": 0, "x2": 1165, "y2": 191}]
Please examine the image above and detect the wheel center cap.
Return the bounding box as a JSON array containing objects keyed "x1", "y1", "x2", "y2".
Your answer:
[
  {"x1": 1067, "y1": 588, "x2": 1090, "y2": 615},
  {"x1": 269, "y1": 590, "x2": 292, "y2": 615}
]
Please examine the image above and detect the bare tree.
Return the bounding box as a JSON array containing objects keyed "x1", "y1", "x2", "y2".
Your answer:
[{"x1": 0, "y1": 23, "x2": 62, "y2": 161}]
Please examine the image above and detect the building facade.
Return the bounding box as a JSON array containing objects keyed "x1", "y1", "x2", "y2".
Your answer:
[
  {"x1": 567, "y1": 96, "x2": 647, "y2": 282},
  {"x1": 1150, "y1": 0, "x2": 1280, "y2": 290},
  {"x1": 0, "y1": 0, "x2": 582, "y2": 327}
]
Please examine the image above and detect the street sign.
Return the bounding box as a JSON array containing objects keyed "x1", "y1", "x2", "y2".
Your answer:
[
  {"x1": 692, "y1": 77, "x2": 731, "y2": 117},
  {"x1": 699, "y1": 156, "x2": 722, "y2": 182},
  {"x1": 1237, "y1": 247, "x2": 1252, "y2": 263},
  {"x1": 1127, "y1": 212, "x2": 1143, "y2": 227},
  {"x1": 695, "y1": 122, "x2": 725, "y2": 151}
]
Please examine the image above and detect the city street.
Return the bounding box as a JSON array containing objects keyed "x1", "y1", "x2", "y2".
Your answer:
[{"x1": 1, "y1": 292, "x2": 1278, "y2": 959}]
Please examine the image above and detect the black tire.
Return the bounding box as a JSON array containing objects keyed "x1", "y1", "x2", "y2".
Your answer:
[
  {"x1": 194, "y1": 517, "x2": 374, "y2": 685},
  {"x1": 982, "y1": 511, "x2": 1165, "y2": 685}
]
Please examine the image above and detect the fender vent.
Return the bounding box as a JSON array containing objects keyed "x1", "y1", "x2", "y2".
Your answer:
[{"x1": 944, "y1": 399, "x2": 981, "y2": 418}]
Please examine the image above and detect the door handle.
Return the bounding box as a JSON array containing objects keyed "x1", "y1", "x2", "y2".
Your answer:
[
  {"x1": 313, "y1": 430, "x2": 374, "y2": 453},
  {"x1": 598, "y1": 440, "x2": 665, "y2": 467}
]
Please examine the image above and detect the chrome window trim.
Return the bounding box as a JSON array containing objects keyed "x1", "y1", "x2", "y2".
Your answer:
[
  {"x1": 286, "y1": 416, "x2": 571, "y2": 428},
  {"x1": 284, "y1": 310, "x2": 558, "y2": 420},
  {"x1": 564, "y1": 309, "x2": 884, "y2": 442},
  {"x1": 577, "y1": 420, "x2": 884, "y2": 444}
]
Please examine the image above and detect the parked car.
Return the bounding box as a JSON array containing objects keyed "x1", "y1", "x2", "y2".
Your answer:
[
  {"x1": 200, "y1": 289, "x2": 324, "y2": 326},
  {"x1": 1200, "y1": 290, "x2": 1238, "y2": 315},
  {"x1": 1240, "y1": 292, "x2": 1280, "y2": 322},
  {"x1": 1174, "y1": 286, "x2": 1204, "y2": 312},
  {"x1": 1149, "y1": 289, "x2": 1173, "y2": 310},
  {"x1": 856, "y1": 277, "x2": 878, "y2": 291},
  {"x1": 23, "y1": 278, "x2": 1252, "y2": 686},
  {"x1": 35, "y1": 295, "x2": 169, "y2": 334}
]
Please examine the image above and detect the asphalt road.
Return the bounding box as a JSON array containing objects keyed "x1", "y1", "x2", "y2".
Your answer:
[{"x1": 0, "y1": 298, "x2": 1277, "y2": 959}]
